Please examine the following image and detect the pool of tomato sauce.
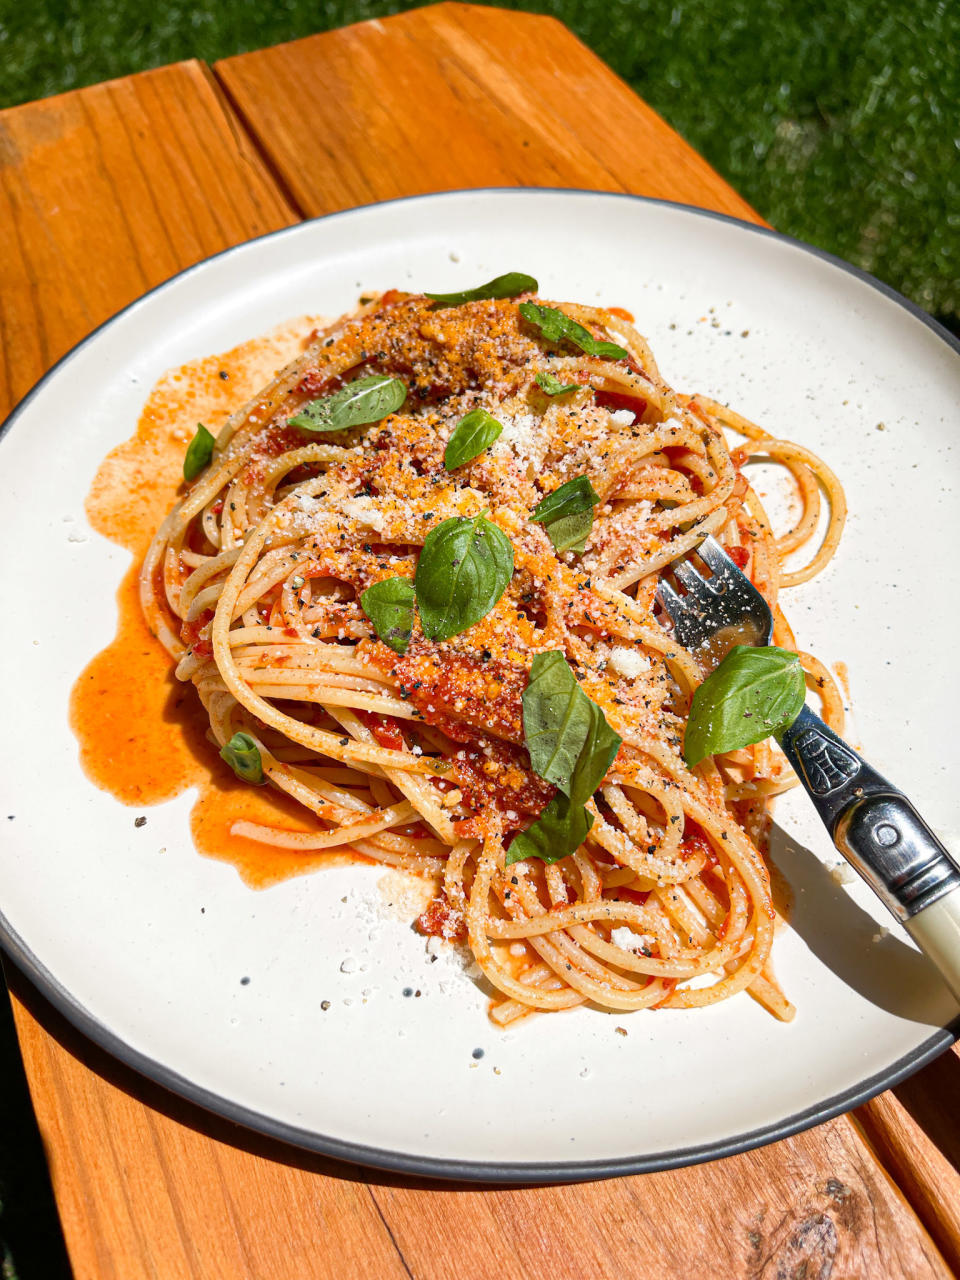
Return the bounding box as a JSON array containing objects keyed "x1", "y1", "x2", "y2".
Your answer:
[{"x1": 68, "y1": 318, "x2": 379, "y2": 890}]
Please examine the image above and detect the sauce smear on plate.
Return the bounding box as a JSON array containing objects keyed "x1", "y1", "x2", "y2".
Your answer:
[{"x1": 69, "y1": 318, "x2": 368, "y2": 888}]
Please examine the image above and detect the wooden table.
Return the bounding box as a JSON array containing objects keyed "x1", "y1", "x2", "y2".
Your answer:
[{"x1": 2, "y1": 6, "x2": 959, "y2": 1276}]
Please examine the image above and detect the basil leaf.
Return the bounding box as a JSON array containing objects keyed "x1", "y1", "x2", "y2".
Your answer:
[
  {"x1": 683, "y1": 645, "x2": 806, "y2": 767},
  {"x1": 532, "y1": 476, "x2": 600, "y2": 524},
  {"x1": 183, "y1": 424, "x2": 215, "y2": 481},
  {"x1": 444, "y1": 409, "x2": 503, "y2": 470},
  {"x1": 289, "y1": 375, "x2": 407, "y2": 433},
  {"x1": 505, "y1": 794, "x2": 594, "y2": 866},
  {"x1": 535, "y1": 371, "x2": 580, "y2": 396},
  {"x1": 414, "y1": 510, "x2": 514, "y2": 642},
  {"x1": 360, "y1": 577, "x2": 415, "y2": 654},
  {"x1": 523, "y1": 650, "x2": 621, "y2": 806},
  {"x1": 519, "y1": 302, "x2": 628, "y2": 360},
  {"x1": 531, "y1": 475, "x2": 601, "y2": 554},
  {"x1": 220, "y1": 731, "x2": 265, "y2": 785},
  {"x1": 426, "y1": 272, "x2": 537, "y2": 308},
  {"x1": 538, "y1": 512, "x2": 593, "y2": 556}
]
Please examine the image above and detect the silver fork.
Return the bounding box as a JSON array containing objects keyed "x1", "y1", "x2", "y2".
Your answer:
[{"x1": 657, "y1": 535, "x2": 960, "y2": 1002}]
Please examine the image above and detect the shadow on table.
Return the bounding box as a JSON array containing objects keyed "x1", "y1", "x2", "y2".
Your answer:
[
  {"x1": 0, "y1": 965, "x2": 74, "y2": 1278},
  {"x1": 890, "y1": 1045, "x2": 960, "y2": 1175}
]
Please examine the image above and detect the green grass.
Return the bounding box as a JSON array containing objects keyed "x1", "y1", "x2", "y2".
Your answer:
[{"x1": 0, "y1": 0, "x2": 957, "y2": 327}]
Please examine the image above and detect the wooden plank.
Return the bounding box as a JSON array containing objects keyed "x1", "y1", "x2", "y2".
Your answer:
[
  {"x1": 0, "y1": 12, "x2": 953, "y2": 1279},
  {"x1": 855, "y1": 1044, "x2": 960, "y2": 1275},
  {"x1": 0, "y1": 61, "x2": 294, "y2": 409},
  {"x1": 376, "y1": 1123, "x2": 949, "y2": 1279},
  {"x1": 214, "y1": 2, "x2": 762, "y2": 224},
  {"x1": 4, "y1": 969, "x2": 410, "y2": 1280},
  {"x1": 5, "y1": 965, "x2": 953, "y2": 1280},
  {"x1": 0, "y1": 61, "x2": 403, "y2": 1280}
]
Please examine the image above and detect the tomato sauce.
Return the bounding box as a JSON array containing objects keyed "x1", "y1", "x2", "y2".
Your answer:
[
  {"x1": 363, "y1": 643, "x2": 551, "y2": 836},
  {"x1": 678, "y1": 826, "x2": 718, "y2": 866},
  {"x1": 415, "y1": 890, "x2": 467, "y2": 942},
  {"x1": 390, "y1": 647, "x2": 527, "y2": 745},
  {"x1": 181, "y1": 610, "x2": 214, "y2": 656},
  {"x1": 68, "y1": 318, "x2": 365, "y2": 889},
  {"x1": 356, "y1": 710, "x2": 406, "y2": 751},
  {"x1": 727, "y1": 545, "x2": 750, "y2": 570},
  {"x1": 449, "y1": 736, "x2": 555, "y2": 837},
  {"x1": 594, "y1": 389, "x2": 648, "y2": 421}
]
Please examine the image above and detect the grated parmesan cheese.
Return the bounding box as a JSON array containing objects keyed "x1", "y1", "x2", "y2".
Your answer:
[
  {"x1": 495, "y1": 410, "x2": 541, "y2": 462},
  {"x1": 610, "y1": 926, "x2": 654, "y2": 952},
  {"x1": 339, "y1": 495, "x2": 387, "y2": 532},
  {"x1": 607, "y1": 646, "x2": 651, "y2": 679}
]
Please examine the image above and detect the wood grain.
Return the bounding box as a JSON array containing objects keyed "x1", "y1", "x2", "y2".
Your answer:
[
  {"x1": 5, "y1": 965, "x2": 952, "y2": 1280},
  {"x1": 856, "y1": 1044, "x2": 960, "y2": 1275},
  {"x1": 3, "y1": 970, "x2": 411, "y2": 1280},
  {"x1": 373, "y1": 1120, "x2": 951, "y2": 1279},
  {"x1": 0, "y1": 8, "x2": 955, "y2": 1279},
  {"x1": 215, "y1": 2, "x2": 763, "y2": 224},
  {"x1": 0, "y1": 60, "x2": 294, "y2": 408}
]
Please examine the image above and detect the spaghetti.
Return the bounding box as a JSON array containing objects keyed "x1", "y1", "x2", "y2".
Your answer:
[{"x1": 141, "y1": 289, "x2": 845, "y2": 1023}]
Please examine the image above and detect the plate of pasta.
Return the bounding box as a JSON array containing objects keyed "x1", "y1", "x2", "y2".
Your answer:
[{"x1": 0, "y1": 189, "x2": 958, "y2": 1179}]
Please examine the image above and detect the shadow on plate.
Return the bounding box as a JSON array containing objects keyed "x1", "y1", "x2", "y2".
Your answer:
[{"x1": 768, "y1": 819, "x2": 955, "y2": 1024}]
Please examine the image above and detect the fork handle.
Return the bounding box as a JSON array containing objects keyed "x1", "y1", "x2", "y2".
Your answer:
[
  {"x1": 905, "y1": 895, "x2": 960, "y2": 1004},
  {"x1": 777, "y1": 705, "x2": 960, "y2": 1000}
]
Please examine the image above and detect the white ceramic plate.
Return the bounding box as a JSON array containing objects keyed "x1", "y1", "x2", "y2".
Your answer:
[{"x1": 1, "y1": 190, "x2": 958, "y2": 1181}]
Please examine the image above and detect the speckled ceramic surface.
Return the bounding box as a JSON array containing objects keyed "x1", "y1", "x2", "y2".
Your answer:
[{"x1": 1, "y1": 190, "x2": 958, "y2": 1180}]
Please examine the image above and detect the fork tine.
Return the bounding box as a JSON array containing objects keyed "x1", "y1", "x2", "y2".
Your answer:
[
  {"x1": 656, "y1": 580, "x2": 685, "y2": 615},
  {"x1": 656, "y1": 581, "x2": 690, "y2": 632},
  {"x1": 688, "y1": 533, "x2": 775, "y2": 645},
  {"x1": 673, "y1": 561, "x2": 706, "y2": 593},
  {"x1": 657, "y1": 578, "x2": 709, "y2": 649},
  {"x1": 694, "y1": 535, "x2": 729, "y2": 575}
]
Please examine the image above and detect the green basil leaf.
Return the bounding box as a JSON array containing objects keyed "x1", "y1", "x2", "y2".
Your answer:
[
  {"x1": 531, "y1": 476, "x2": 600, "y2": 525},
  {"x1": 183, "y1": 424, "x2": 215, "y2": 481},
  {"x1": 531, "y1": 475, "x2": 601, "y2": 554},
  {"x1": 289, "y1": 374, "x2": 407, "y2": 433},
  {"x1": 505, "y1": 794, "x2": 594, "y2": 866},
  {"x1": 426, "y1": 272, "x2": 538, "y2": 308},
  {"x1": 523, "y1": 651, "x2": 621, "y2": 805},
  {"x1": 518, "y1": 302, "x2": 628, "y2": 360},
  {"x1": 414, "y1": 510, "x2": 514, "y2": 642},
  {"x1": 444, "y1": 409, "x2": 503, "y2": 470},
  {"x1": 684, "y1": 645, "x2": 806, "y2": 767},
  {"x1": 540, "y1": 511, "x2": 593, "y2": 554},
  {"x1": 360, "y1": 577, "x2": 415, "y2": 654},
  {"x1": 535, "y1": 371, "x2": 580, "y2": 396},
  {"x1": 220, "y1": 731, "x2": 265, "y2": 785}
]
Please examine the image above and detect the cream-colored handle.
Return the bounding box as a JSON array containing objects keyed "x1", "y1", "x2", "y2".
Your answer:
[{"x1": 905, "y1": 889, "x2": 960, "y2": 1005}]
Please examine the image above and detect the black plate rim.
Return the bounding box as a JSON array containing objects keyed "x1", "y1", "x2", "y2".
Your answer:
[{"x1": 2, "y1": 186, "x2": 958, "y2": 1183}]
